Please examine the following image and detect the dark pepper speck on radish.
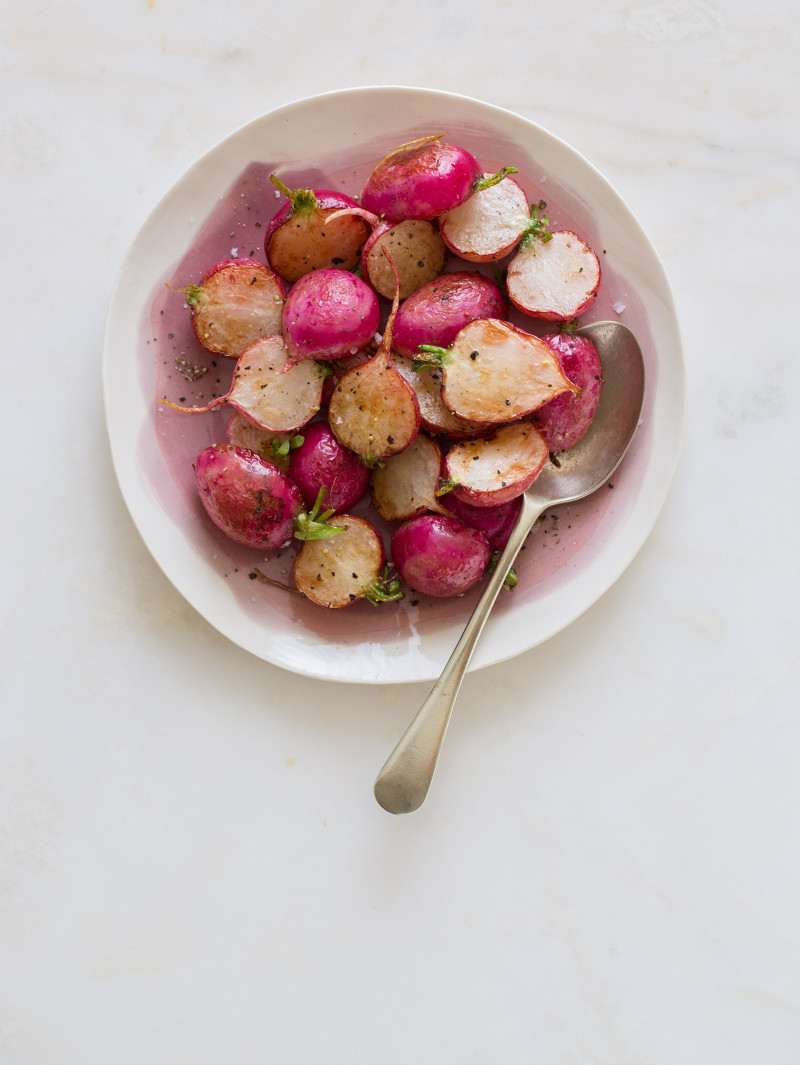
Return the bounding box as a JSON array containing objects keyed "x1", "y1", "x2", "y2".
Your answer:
[
  {"x1": 392, "y1": 271, "x2": 507, "y2": 358},
  {"x1": 391, "y1": 514, "x2": 490, "y2": 598}
]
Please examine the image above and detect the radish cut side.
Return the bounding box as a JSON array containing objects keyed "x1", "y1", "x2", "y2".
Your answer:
[
  {"x1": 293, "y1": 515, "x2": 396, "y2": 608},
  {"x1": 227, "y1": 336, "x2": 323, "y2": 432},
  {"x1": 439, "y1": 175, "x2": 531, "y2": 262},
  {"x1": 393, "y1": 355, "x2": 489, "y2": 440},
  {"x1": 370, "y1": 432, "x2": 449, "y2": 522},
  {"x1": 186, "y1": 259, "x2": 285, "y2": 357},
  {"x1": 362, "y1": 220, "x2": 446, "y2": 299},
  {"x1": 506, "y1": 231, "x2": 601, "y2": 322},
  {"x1": 445, "y1": 421, "x2": 549, "y2": 507}
]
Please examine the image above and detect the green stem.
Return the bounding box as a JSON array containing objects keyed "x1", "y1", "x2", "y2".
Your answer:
[
  {"x1": 270, "y1": 173, "x2": 318, "y2": 216},
  {"x1": 412, "y1": 344, "x2": 449, "y2": 371},
  {"x1": 474, "y1": 166, "x2": 519, "y2": 192},
  {"x1": 293, "y1": 487, "x2": 342, "y2": 541}
]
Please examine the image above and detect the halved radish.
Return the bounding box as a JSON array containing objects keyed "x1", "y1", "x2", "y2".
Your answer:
[
  {"x1": 390, "y1": 514, "x2": 491, "y2": 598},
  {"x1": 361, "y1": 219, "x2": 446, "y2": 299},
  {"x1": 391, "y1": 271, "x2": 507, "y2": 357},
  {"x1": 370, "y1": 432, "x2": 450, "y2": 522},
  {"x1": 225, "y1": 411, "x2": 304, "y2": 471},
  {"x1": 439, "y1": 174, "x2": 531, "y2": 262},
  {"x1": 360, "y1": 135, "x2": 516, "y2": 223},
  {"x1": 180, "y1": 258, "x2": 285, "y2": 357},
  {"x1": 264, "y1": 177, "x2": 371, "y2": 283},
  {"x1": 393, "y1": 355, "x2": 489, "y2": 440},
  {"x1": 414, "y1": 318, "x2": 578, "y2": 424},
  {"x1": 443, "y1": 421, "x2": 549, "y2": 507},
  {"x1": 533, "y1": 331, "x2": 603, "y2": 451},
  {"x1": 293, "y1": 515, "x2": 402, "y2": 608},
  {"x1": 159, "y1": 335, "x2": 323, "y2": 433},
  {"x1": 506, "y1": 229, "x2": 601, "y2": 322},
  {"x1": 282, "y1": 267, "x2": 380, "y2": 364}
]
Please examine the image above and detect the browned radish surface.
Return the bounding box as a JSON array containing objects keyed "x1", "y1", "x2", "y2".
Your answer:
[
  {"x1": 424, "y1": 319, "x2": 578, "y2": 424},
  {"x1": 362, "y1": 220, "x2": 446, "y2": 299},
  {"x1": 445, "y1": 421, "x2": 549, "y2": 507},
  {"x1": 370, "y1": 432, "x2": 449, "y2": 522},
  {"x1": 293, "y1": 516, "x2": 389, "y2": 608},
  {"x1": 439, "y1": 174, "x2": 531, "y2": 262},
  {"x1": 186, "y1": 260, "x2": 285, "y2": 357},
  {"x1": 393, "y1": 355, "x2": 489, "y2": 440},
  {"x1": 225, "y1": 412, "x2": 300, "y2": 470},
  {"x1": 506, "y1": 230, "x2": 601, "y2": 321},
  {"x1": 267, "y1": 209, "x2": 370, "y2": 283}
]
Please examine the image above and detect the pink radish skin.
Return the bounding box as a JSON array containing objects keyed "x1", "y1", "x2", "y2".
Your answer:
[
  {"x1": 440, "y1": 494, "x2": 523, "y2": 553},
  {"x1": 264, "y1": 182, "x2": 370, "y2": 283},
  {"x1": 439, "y1": 174, "x2": 531, "y2": 262},
  {"x1": 287, "y1": 420, "x2": 370, "y2": 513},
  {"x1": 445, "y1": 421, "x2": 549, "y2": 507},
  {"x1": 361, "y1": 136, "x2": 491, "y2": 222},
  {"x1": 182, "y1": 258, "x2": 286, "y2": 358},
  {"x1": 392, "y1": 272, "x2": 507, "y2": 357},
  {"x1": 195, "y1": 445, "x2": 304, "y2": 550},
  {"x1": 506, "y1": 230, "x2": 601, "y2": 322},
  {"x1": 282, "y1": 267, "x2": 380, "y2": 364},
  {"x1": 533, "y1": 332, "x2": 603, "y2": 452},
  {"x1": 391, "y1": 515, "x2": 491, "y2": 598}
]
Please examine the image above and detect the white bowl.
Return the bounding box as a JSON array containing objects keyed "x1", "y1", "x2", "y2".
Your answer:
[{"x1": 103, "y1": 86, "x2": 685, "y2": 684}]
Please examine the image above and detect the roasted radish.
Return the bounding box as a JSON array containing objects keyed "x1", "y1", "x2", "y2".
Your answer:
[
  {"x1": 391, "y1": 271, "x2": 507, "y2": 357},
  {"x1": 282, "y1": 267, "x2": 380, "y2": 364},
  {"x1": 439, "y1": 493, "x2": 522, "y2": 552},
  {"x1": 393, "y1": 355, "x2": 489, "y2": 440},
  {"x1": 360, "y1": 134, "x2": 516, "y2": 223},
  {"x1": 293, "y1": 515, "x2": 402, "y2": 608},
  {"x1": 370, "y1": 432, "x2": 450, "y2": 522},
  {"x1": 391, "y1": 514, "x2": 490, "y2": 598},
  {"x1": 533, "y1": 332, "x2": 603, "y2": 451},
  {"x1": 159, "y1": 335, "x2": 323, "y2": 433},
  {"x1": 413, "y1": 318, "x2": 578, "y2": 424},
  {"x1": 264, "y1": 177, "x2": 371, "y2": 282},
  {"x1": 361, "y1": 219, "x2": 446, "y2": 299},
  {"x1": 439, "y1": 173, "x2": 531, "y2": 262},
  {"x1": 180, "y1": 258, "x2": 285, "y2": 358},
  {"x1": 443, "y1": 421, "x2": 549, "y2": 507},
  {"x1": 507, "y1": 228, "x2": 601, "y2": 322},
  {"x1": 287, "y1": 420, "x2": 370, "y2": 513},
  {"x1": 225, "y1": 412, "x2": 303, "y2": 471}
]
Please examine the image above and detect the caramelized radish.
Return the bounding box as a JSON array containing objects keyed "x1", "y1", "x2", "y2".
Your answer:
[
  {"x1": 282, "y1": 267, "x2": 379, "y2": 364},
  {"x1": 293, "y1": 516, "x2": 402, "y2": 608},
  {"x1": 361, "y1": 219, "x2": 446, "y2": 299},
  {"x1": 370, "y1": 432, "x2": 450, "y2": 522},
  {"x1": 443, "y1": 421, "x2": 549, "y2": 507},
  {"x1": 287, "y1": 420, "x2": 370, "y2": 513},
  {"x1": 264, "y1": 177, "x2": 370, "y2": 282},
  {"x1": 439, "y1": 174, "x2": 531, "y2": 262},
  {"x1": 507, "y1": 229, "x2": 601, "y2": 322},
  {"x1": 159, "y1": 335, "x2": 323, "y2": 433},
  {"x1": 360, "y1": 134, "x2": 516, "y2": 222},
  {"x1": 391, "y1": 515, "x2": 490, "y2": 598},
  {"x1": 393, "y1": 355, "x2": 489, "y2": 441},
  {"x1": 181, "y1": 258, "x2": 285, "y2": 357},
  {"x1": 327, "y1": 256, "x2": 419, "y2": 465},
  {"x1": 391, "y1": 271, "x2": 507, "y2": 357},
  {"x1": 533, "y1": 331, "x2": 603, "y2": 451},
  {"x1": 225, "y1": 411, "x2": 303, "y2": 471},
  {"x1": 414, "y1": 318, "x2": 578, "y2": 424}
]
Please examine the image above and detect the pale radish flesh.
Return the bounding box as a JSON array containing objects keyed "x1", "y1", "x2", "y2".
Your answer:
[
  {"x1": 416, "y1": 318, "x2": 578, "y2": 424},
  {"x1": 533, "y1": 332, "x2": 603, "y2": 451},
  {"x1": 264, "y1": 180, "x2": 370, "y2": 282},
  {"x1": 393, "y1": 355, "x2": 489, "y2": 440},
  {"x1": 282, "y1": 267, "x2": 380, "y2": 363},
  {"x1": 391, "y1": 271, "x2": 507, "y2": 357},
  {"x1": 370, "y1": 432, "x2": 449, "y2": 522},
  {"x1": 286, "y1": 420, "x2": 370, "y2": 513},
  {"x1": 159, "y1": 335, "x2": 323, "y2": 432},
  {"x1": 390, "y1": 514, "x2": 491, "y2": 598},
  {"x1": 182, "y1": 258, "x2": 285, "y2": 357},
  {"x1": 362, "y1": 220, "x2": 446, "y2": 299},
  {"x1": 225, "y1": 412, "x2": 303, "y2": 471},
  {"x1": 506, "y1": 230, "x2": 601, "y2": 321},
  {"x1": 439, "y1": 174, "x2": 531, "y2": 262},
  {"x1": 444, "y1": 420, "x2": 549, "y2": 507},
  {"x1": 293, "y1": 515, "x2": 401, "y2": 608}
]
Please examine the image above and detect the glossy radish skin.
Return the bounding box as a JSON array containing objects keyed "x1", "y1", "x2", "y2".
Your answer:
[
  {"x1": 392, "y1": 272, "x2": 507, "y2": 357},
  {"x1": 282, "y1": 267, "x2": 380, "y2": 364},
  {"x1": 439, "y1": 494, "x2": 522, "y2": 552},
  {"x1": 506, "y1": 230, "x2": 601, "y2": 322},
  {"x1": 439, "y1": 174, "x2": 531, "y2": 262},
  {"x1": 182, "y1": 258, "x2": 285, "y2": 358},
  {"x1": 445, "y1": 421, "x2": 549, "y2": 507},
  {"x1": 195, "y1": 445, "x2": 304, "y2": 550},
  {"x1": 293, "y1": 515, "x2": 402, "y2": 608},
  {"x1": 360, "y1": 137, "x2": 484, "y2": 222},
  {"x1": 391, "y1": 515, "x2": 490, "y2": 598},
  {"x1": 361, "y1": 219, "x2": 446, "y2": 299},
  {"x1": 264, "y1": 181, "x2": 370, "y2": 283},
  {"x1": 287, "y1": 420, "x2": 370, "y2": 513},
  {"x1": 533, "y1": 332, "x2": 603, "y2": 451}
]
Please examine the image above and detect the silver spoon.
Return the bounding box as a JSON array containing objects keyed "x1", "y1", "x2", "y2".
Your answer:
[{"x1": 374, "y1": 320, "x2": 646, "y2": 814}]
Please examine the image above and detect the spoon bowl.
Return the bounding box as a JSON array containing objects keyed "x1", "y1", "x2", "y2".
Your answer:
[{"x1": 374, "y1": 320, "x2": 646, "y2": 814}]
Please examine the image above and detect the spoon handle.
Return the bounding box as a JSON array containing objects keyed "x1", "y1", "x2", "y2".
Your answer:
[{"x1": 374, "y1": 492, "x2": 547, "y2": 814}]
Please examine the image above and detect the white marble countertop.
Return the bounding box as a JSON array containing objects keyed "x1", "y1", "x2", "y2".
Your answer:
[{"x1": 2, "y1": 2, "x2": 798, "y2": 1062}]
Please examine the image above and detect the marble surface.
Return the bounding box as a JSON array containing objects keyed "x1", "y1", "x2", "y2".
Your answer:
[{"x1": 1, "y1": 2, "x2": 798, "y2": 1062}]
